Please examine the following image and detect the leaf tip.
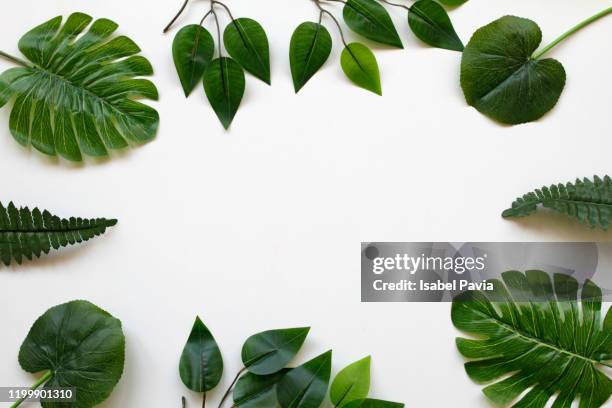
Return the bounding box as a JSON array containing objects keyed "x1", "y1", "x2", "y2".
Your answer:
[{"x1": 501, "y1": 208, "x2": 516, "y2": 218}]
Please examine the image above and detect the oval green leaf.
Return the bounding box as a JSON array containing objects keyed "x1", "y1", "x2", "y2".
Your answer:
[
  {"x1": 342, "y1": 399, "x2": 405, "y2": 408},
  {"x1": 242, "y1": 327, "x2": 310, "y2": 375},
  {"x1": 343, "y1": 0, "x2": 403, "y2": 48},
  {"x1": 179, "y1": 316, "x2": 224, "y2": 393},
  {"x1": 408, "y1": 0, "x2": 464, "y2": 51},
  {"x1": 203, "y1": 57, "x2": 245, "y2": 129},
  {"x1": 173, "y1": 24, "x2": 214, "y2": 96},
  {"x1": 277, "y1": 350, "x2": 333, "y2": 408},
  {"x1": 461, "y1": 16, "x2": 566, "y2": 125},
  {"x1": 341, "y1": 43, "x2": 382, "y2": 95},
  {"x1": 18, "y1": 300, "x2": 125, "y2": 408},
  {"x1": 224, "y1": 18, "x2": 271, "y2": 85},
  {"x1": 233, "y1": 369, "x2": 289, "y2": 408},
  {"x1": 330, "y1": 356, "x2": 371, "y2": 407},
  {"x1": 290, "y1": 22, "x2": 332, "y2": 93}
]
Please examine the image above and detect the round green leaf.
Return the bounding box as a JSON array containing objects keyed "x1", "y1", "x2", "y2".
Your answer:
[
  {"x1": 18, "y1": 300, "x2": 125, "y2": 408},
  {"x1": 330, "y1": 356, "x2": 371, "y2": 407},
  {"x1": 203, "y1": 57, "x2": 245, "y2": 129},
  {"x1": 173, "y1": 24, "x2": 214, "y2": 96},
  {"x1": 179, "y1": 316, "x2": 223, "y2": 393},
  {"x1": 342, "y1": 399, "x2": 405, "y2": 408},
  {"x1": 341, "y1": 43, "x2": 382, "y2": 95},
  {"x1": 233, "y1": 369, "x2": 289, "y2": 408},
  {"x1": 343, "y1": 0, "x2": 403, "y2": 48},
  {"x1": 242, "y1": 327, "x2": 310, "y2": 375},
  {"x1": 224, "y1": 18, "x2": 271, "y2": 85},
  {"x1": 277, "y1": 350, "x2": 333, "y2": 408},
  {"x1": 289, "y1": 22, "x2": 332, "y2": 93},
  {"x1": 460, "y1": 16, "x2": 567, "y2": 125},
  {"x1": 408, "y1": 0, "x2": 464, "y2": 51}
]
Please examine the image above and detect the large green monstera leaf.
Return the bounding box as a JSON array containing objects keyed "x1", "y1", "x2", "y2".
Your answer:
[
  {"x1": 0, "y1": 12, "x2": 159, "y2": 161},
  {"x1": 452, "y1": 270, "x2": 612, "y2": 407}
]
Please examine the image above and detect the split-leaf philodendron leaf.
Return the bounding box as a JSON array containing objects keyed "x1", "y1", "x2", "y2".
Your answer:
[
  {"x1": 330, "y1": 356, "x2": 371, "y2": 407},
  {"x1": 224, "y1": 18, "x2": 271, "y2": 85},
  {"x1": 341, "y1": 43, "x2": 381, "y2": 95},
  {"x1": 242, "y1": 327, "x2": 310, "y2": 375},
  {"x1": 452, "y1": 270, "x2": 612, "y2": 407},
  {"x1": 18, "y1": 300, "x2": 125, "y2": 408},
  {"x1": 503, "y1": 175, "x2": 612, "y2": 230},
  {"x1": 408, "y1": 0, "x2": 464, "y2": 51},
  {"x1": 0, "y1": 12, "x2": 159, "y2": 161},
  {"x1": 203, "y1": 57, "x2": 245, "y2": 129},
  {"x1": 277, "y1": 350, "x2": 333, "y2": 408},
  {"x1": 233, "y1": 369, "x2": 289, "y2": 408},
  {"x1": 342, "y1": 399, "x2": 404, "y2": 408},
  {"x1": 343, "y1": 0, "x2": 403, "y2": 48},
  {"x1": 0, "y1": 201, "x2": 116, "y2": 266},
  {"x1": 290, "y1": 22, "x2": 332, "y2": 93},
  {"x1": 173, "y1": 24, "x2": 214, "y2": 96}
]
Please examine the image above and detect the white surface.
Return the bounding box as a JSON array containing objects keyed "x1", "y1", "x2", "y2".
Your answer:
[{"x1": 0, "y1": 0, "x2": 611, "y2": 407}]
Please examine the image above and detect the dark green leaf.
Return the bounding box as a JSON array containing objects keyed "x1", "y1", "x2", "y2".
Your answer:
[
  {"x1": 0, "y1": 201, "x2": 116, "y2": 266},
  {"x1": 173, "y1": 24, "x2": 214, "y2": 96},
  {"x1": 203, "y1": 57, "x2": 245, "y2": 129},
  {"x1": 277, "y1": 350, "x2": 332, "y2": 408},
  {"x1": 342, "y1": 399, "x2": 404, "y2": 408},
  {"x1": 437, "y1": 0, "x2": 469, "y2": 6},
  {"x1": 503, "y1": 175, "x2": 612, "y2": 230},
  {"x1": 289, "y1": 22, "x2": 332, "y2": 92},
  {"x1": 224, "y1": 18, "x2": 271, "y2": 85},
  {"x1": 330, "y1": 356, "x2": 371, "y2": 407},
  {"x1": 408, "y1": 0, "x2": 464, "y2": 51},
  {"x1": 461, "y1": 16, "x2": 566, "y2": 125},
  {"x1": 0, "y1": 13, "x2": 159, "y2": 161},
  {"x1": 242, "y1": 327, "x2": 310, "y2": 375},
  {"x1": 343, "y1": 0, "x2": 403, "y2": 48},
  {"x1": 179, "y1": 317, "x2": 223, "y2": 393},
  {"x1": 233, "y1": 369, "x2": 289, "y2": 408},
  {"x1": 340, "y1": 43, "x2": 381, "y2": 95},
  {"x1": 18, "y1": 300, "x2": 125, "y2": 408},
  {"x1": 452, "y1": 271, "x2": 612, "y2": 407}
]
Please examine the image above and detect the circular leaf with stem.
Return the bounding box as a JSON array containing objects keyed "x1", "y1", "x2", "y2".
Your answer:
[
  {"x1": 341, "y1": 43, "x2": 382, "y2": 95},
  {"x1": 224, "y1": 17, "x2": 271, "y2": 85},
  {"x1": 173, "y1": 24, "x2": 215, "y2": 96},
  {"x1": 408, "y1": 0, "x2": 464, "y2": 51}
]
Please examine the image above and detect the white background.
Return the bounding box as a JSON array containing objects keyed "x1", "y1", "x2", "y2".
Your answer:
[{"x1": 1, "y1": 0, "x2": 611, "y2": 407}]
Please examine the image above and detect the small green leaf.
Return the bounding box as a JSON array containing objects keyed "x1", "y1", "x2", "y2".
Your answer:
[
  {"x1": 408, "y1": 0, "x2": 464, "y2": 51},
  {"x1": 341, "y1": 43, "x2": 381, "y2": 95},
  {"x1": 173, "y1": 24, "x2": 215, "y2": 96},
  {"x1": 179, "y1": 317, "x2": 224, "y2": 393},
  {"x1": 343, "y1": 0, "x2": 403, "y2": 48},
  {"x1": 224, "y1": 18, "x2": 271, "y2": 84},
  {"x1": 233, "y1": 369, "x2": 289, "y2": 408},
  {"x1": 290, "y1": 22, "x2": 332, "y2": 92},
  {"x1": 330, "y1": 356, "x2": 371, "y2": 407},
  {"x1": 242, "y1": 327, "x2": 310, "y2": 375},
  {"x1": 277, "y1": 350, "x2": 333, "y2": 408},
  {"x1": 461, "y1": 16, "x2": 566, "y2": 125},
  {"x1": 342, "y1": 399, "x2": 405, "y2": 408},
  {"x1": 203, "y1": 57, "x2": 245, "y2": 129},
  {"x1": 18, "y1": 300, "x2": 125, "y2": 408},
  {"x1": 437, "y1": 0, "x2": 469, "y2": 6}
]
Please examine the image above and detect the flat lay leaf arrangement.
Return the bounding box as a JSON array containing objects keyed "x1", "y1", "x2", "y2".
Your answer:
[
  {"x1": 0, "y1": 13, "x2": 159, "y2": 161},
  {"x1": 0, "y1": 201, "x2": 116, "y2": 266},
  {"x1": 452, "y1": 270, "x2": 612, "y2": 407}
]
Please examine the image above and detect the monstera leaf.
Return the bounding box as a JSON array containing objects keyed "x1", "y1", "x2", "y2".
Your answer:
[
  {"x1": 0, "y1": 12, "x2": 159, "y2": 161},
  {"x1": 452, "y1": 270, "x2": 612, "y2": 407}
]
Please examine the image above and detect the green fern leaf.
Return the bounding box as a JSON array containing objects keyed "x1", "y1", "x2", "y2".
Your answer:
[
  {"x1": 503, "y1": 175, "x2": 612, "y2": 229},
  {"x1": 0, "y1": 202, "x2": 116, "y2": 266}
]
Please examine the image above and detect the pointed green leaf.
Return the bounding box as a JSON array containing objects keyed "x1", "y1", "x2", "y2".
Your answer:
[
  {"x1": 343, "y1": 0, "x2": 403, "y2": 48},
  {"x1": 242, "y1": 327, "x2": 310, "y2": 375},
  {"x1": 277, "y1": 350, "x2": 333, "y2": 408},
  {"x1": 330, "y1": 356, "x2": 371, "y2": 407},
  {"x1": 179, "y1": 317, "x2": 223, "y2": 393},
  {"x1": 233, "y1": 369, "x2": 289, "y2": 408},
  {"x1": 408, "y1": 0, "x2": 464, "y2": 51},
  {"x1": 173, "y1": 24, "x2": 214, "y2": 96},
  {"x1": 290, "y1": 22, "x2": 332, "y2": 92},
  {"x1": 224, "y1": 18, "x2": 271, "y2": 84},
  {"x1": 342, "y1": 399, "x2": 404, "y2": 408},
  {"x1": 341, "y1": 43, "x2": 382, "y2": 95},
  {"x1": 203, "y1": 57, "x2": 245, "y2": 129}
]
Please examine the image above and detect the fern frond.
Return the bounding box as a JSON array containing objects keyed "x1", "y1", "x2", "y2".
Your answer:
[
  {"x1": 0, "y1": 202, "x2": 117, "y2": 266},
  {"x1": 503, "y1": 175, "x2": 612, "y2": 229}
]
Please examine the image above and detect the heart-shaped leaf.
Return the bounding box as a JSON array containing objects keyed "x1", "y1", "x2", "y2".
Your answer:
[
  {"x1": 343, "y1": 0, "x2": 403, "y2": 48},
  {"x1": 242, "y1": 327, "x2": 310, "y2": 375},
  {"x1": 224, "y1": 18, "x2": 271, "y2": 85},
  {"x1": 290, "y1": 22, "x2": 332, "y2": 92},
  {"x1": 330, "y1": 356, "x2": 371, "y2": 407},
  {"x1": 461, "y1": 16, "x2": 566, "y2": 125},
  {"x1": 18, "y1": 300, "x2": 125, "y2": 408},
  {"x1": 277, "y1": 350, "x2": 333, "y2": 408},
  {"x1": 408, "y1": 0, "x2": 464, "y2": 51},
  {"x1": 233, "y1": 369, "x2": 290, "y2": 408},
  {"x1": 341, "y1": 399, "x2": 404, "y2": 408},
  {"x1": 179, "y1": 317, "x2": 224, "y2": 393},
  {"x1": 341, "y1": 43, "x2": 382, "y2": 95},
  {"x1": 173, "y1": 24, "x2": 214, "y2": 96},
  {"x1": 203, "y1": 57, "x2": 245, "y2": 129}
]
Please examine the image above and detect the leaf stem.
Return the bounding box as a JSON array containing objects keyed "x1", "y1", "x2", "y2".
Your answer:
[
  {"x1": 9, "y1": 371, "x2": 53, "y2": 408},
  {"x1": 0, "y1": 50, "x2": 30, "y2": 68},
  {"x1": 164, "y1": 0, "x2": 190, "y2": 33},
  {"x1": 217, "y1": 367, "x2": 247, "y2": 408},
  {"x1": 212, "y1": 1, "x2": 237, "y2": 23},
  {"x1": 314, "y1": 0, "x2": 350, "y2": 48},
  {"x1": 202, "y1": 392, "x2": 207, "y2": 408},
  {"x1": 379, "y1": 0, "x2": 409, "y2": 11},
  {"x1": 533, "y1": 6, "x2": 612, "y2": 59}
]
